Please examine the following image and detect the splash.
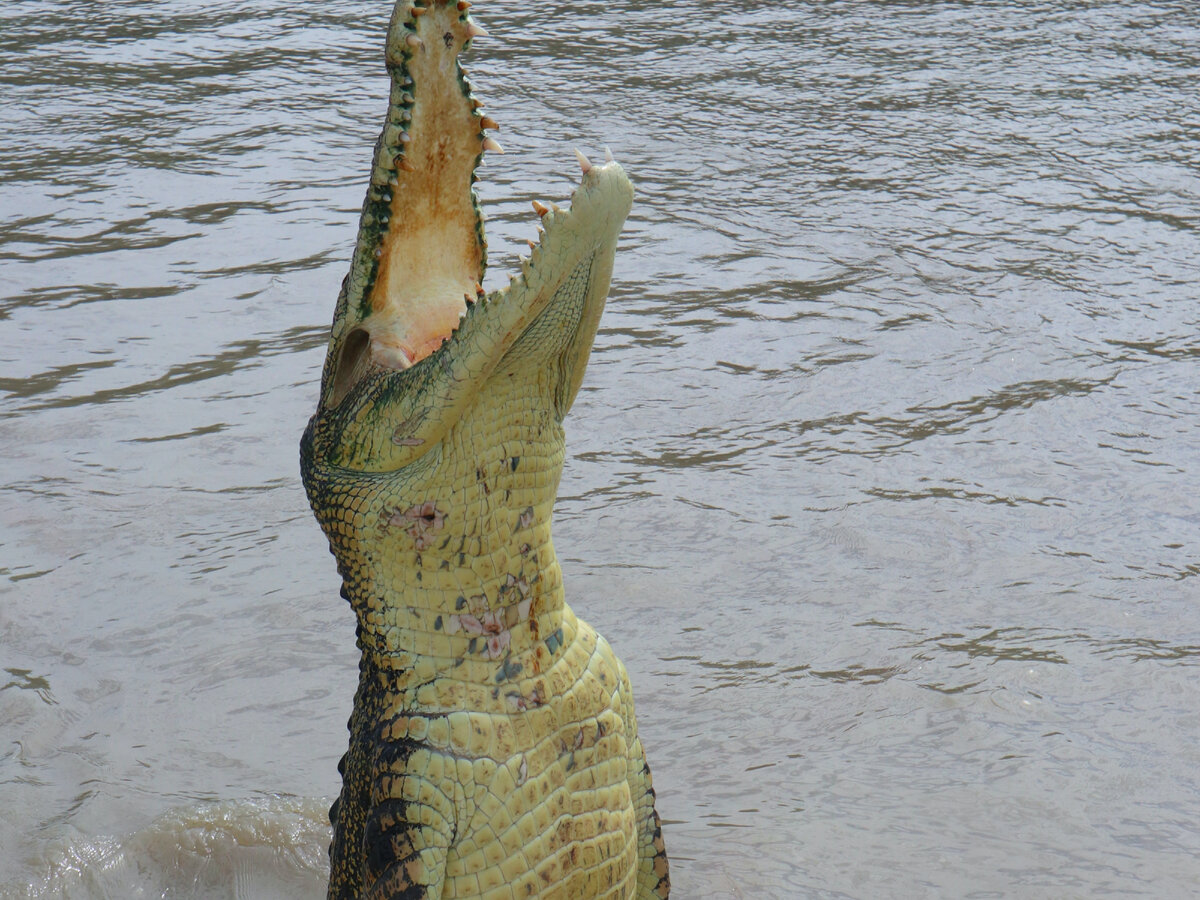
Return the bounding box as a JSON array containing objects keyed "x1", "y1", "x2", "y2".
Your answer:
[{"x1": 8, "y1": 797, "x2": 331, "y2": 900}]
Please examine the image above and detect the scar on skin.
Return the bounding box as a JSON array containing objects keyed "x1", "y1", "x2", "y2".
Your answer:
[
  {"x1": 446, "y1": 609, "x2": 513, "y2": 659},
  {"x1": 388, "y1": 500, "x2": 445, "y2": 549},
  {"x1": 391, "y1": 422, "x2": 424, "y2": 446},
  {"x1": 485, "y1": 631, "x2": 511, "y2": 659},
  {"x1": 517, "y1": 506, "x2": 534, "y2": 531}
]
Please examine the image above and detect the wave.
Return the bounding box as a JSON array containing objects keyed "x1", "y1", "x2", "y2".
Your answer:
[{"x1": 6, "y1": 796, "x2": 331, "y2": 900}]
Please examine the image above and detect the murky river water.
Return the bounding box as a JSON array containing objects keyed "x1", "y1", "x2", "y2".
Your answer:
[{"x1": 2, "y1": 1, "x2": 1199, "y2": 897}]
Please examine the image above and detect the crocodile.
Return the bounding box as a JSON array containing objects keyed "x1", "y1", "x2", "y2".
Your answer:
[{"x1": 298, "y1": 1, "x2": 669, "y2": 898}]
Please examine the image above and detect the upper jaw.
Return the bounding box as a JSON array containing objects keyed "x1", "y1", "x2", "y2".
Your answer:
[{"x1": 322, "y1": 0, "x2": 491, "y2": 407}]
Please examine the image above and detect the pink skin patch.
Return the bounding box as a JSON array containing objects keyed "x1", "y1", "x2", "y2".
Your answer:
[
  {"x1": 503, "y1": 573, "x2": 531, "y2": 599},
  {"x1": 449, "y1": 610, "x2": 511, "y2": 659},
  {"x1": 388, "y1": 501, "x2": 445, "y2": 550},
  {"x1": 456, "y1": 614, "x2": 484, "y2": 635},
  {"x1": 485, "y1": 631, "x2": 511, "y2": 660}
]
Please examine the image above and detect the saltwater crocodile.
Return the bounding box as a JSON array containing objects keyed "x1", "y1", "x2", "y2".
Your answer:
[{"x1": 299, "y1": 1, "x2": 669, "y2": 897}]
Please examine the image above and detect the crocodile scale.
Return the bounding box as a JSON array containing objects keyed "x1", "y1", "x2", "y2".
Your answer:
[{"x1": 299, "y1": 2, "x2": 669, "y2": 898}]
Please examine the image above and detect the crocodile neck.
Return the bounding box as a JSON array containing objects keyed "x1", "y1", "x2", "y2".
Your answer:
[{"x1": 304, "y1": 358, "x2": 571, "y2": 680}]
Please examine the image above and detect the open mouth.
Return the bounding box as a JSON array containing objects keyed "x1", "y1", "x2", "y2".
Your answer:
[
  {"x1": 324, "y1": 0, "x2": 633, "y2": 413},
  {"x1": 330, "y1": 0, "x2": 491, "y2": 404}
]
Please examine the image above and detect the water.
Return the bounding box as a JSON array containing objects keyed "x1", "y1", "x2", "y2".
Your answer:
[{"x1": 2, "y1": 0, "x2": 1199, "y2": 896}]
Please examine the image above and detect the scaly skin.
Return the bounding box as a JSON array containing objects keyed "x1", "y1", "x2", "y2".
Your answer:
[{"x1": 299, "y1": 2, "x2": 669, "y2": 898}]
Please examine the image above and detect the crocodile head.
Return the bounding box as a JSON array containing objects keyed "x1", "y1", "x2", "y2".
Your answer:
[{"x1": 304, "y1": 0, "x2": 633, "y2": 474}]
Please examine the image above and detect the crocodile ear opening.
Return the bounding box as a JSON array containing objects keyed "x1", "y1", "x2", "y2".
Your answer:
[{"x1": 331, "y1": 327, "x2": 371, "y2": 408}]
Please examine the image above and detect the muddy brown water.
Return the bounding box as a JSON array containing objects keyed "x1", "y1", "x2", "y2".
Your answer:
[{"x1": 2, "y1": 1, "x2": 1199, "y2": 897}]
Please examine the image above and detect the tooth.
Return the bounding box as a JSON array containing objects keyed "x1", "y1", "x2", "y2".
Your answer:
[
  {"x1": 531, "y1": 200, "x2": 549, "y2": 217},
  {"x1": 479, "y1": 116, "x2": 500, "y2": 131},
  {"x1": 457, "y1": 0, "x2": 471, "y2": 8},
  {"x1": 466, "y1": 23, "x2": 488, "y2": 38},
  {"x1": 575, "y1": 149, "x2": 592, "y2": 174},
  {"x1": 471, "y1": 97, "x2": 484, "y2": 109},
  {"x1": 411, "y1": 6, "x2": 426, "y2": 15},
  {"x1": 397, "y1": 157, "x2": 416, "y2": 172},
  {"x1": 406, "y1": 34, "x2": 423, "y2": 48},
  {"x1": 526, "y1": 240, "x2": 536, "y2": 250},
  {"x1": 604, "y1": 146, "x2": 615, "y2": 163},
  {"x1": 482, "y1": 137, "x2": 504, "y2": 153},
  {"x1": 399, "y1": 131, "x2": 411, "y2": 143}
]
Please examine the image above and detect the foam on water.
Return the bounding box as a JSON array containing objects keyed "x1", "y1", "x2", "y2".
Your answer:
[{"x1": 8, "y1": 798, "x2": 330, "y2": 900}]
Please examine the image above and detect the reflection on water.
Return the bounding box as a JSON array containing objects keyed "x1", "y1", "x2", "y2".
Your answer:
[{"x1": 3, "y1": 0, "x2": 1200, "y2": 897}]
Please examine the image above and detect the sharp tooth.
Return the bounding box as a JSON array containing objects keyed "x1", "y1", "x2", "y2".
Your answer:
[
  {"x1": 397, "y1": 157, "x2": 416, "y2": 172},
  {"x1": 406, "y1": 34, "x2": 423, "y2": 48},
  {"x1": 479, "y1": 116, "x2": 500, "y2": 131},
  {"x1": 411, "y1": 6, "x2": 426, "y2": 15},
  {"x1": 471, "y1": 97, "x2": 484, "y2": 109},
  {"x1": 399, "y1": 131, "x2": 411, "y2": 143},
  {"x1": 575, "y1": 149, "x2": 592, "y2": 174},
  {"x1": 532, "y1": 200, "x2": 550, "y2": 217},
  {"x1": 482, "y1": 137, "x2": 504, "y2": 153},
  {"x1": 466, "y1": 23, "x2": 488, "y2": 39},
  {"x1": 457, "y1": 0, "x2": 471, "y2": 9},
  {"x1": 526, "y1": 240, "x2": 537, "y2": 250},
  {"x1": 604, "y1": 146, "x2": 615, "y2": 163}
]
